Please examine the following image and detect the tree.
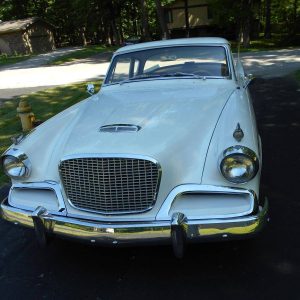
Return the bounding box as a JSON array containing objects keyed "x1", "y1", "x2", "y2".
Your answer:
[
  {"x1": 264, "y1": 0, "x2": 272, "y2": 38},
  {"x1": 154, "y1": 0, "x2": 169, "y2": 39},
  {"x1": 183, "y1": 0, "x2": 190, "y2": 37},
  {"x1": 240, "y1": 0, "x2": 253, "y2": 48},
  {"x1": 0, "y1": 0, "x2": 298, "y2": 48},
  {"x1": 140, "y1": 0, "x2": 151, "y2": 40},
  {"x1": 0, "y1": 0, "x2": 30, "y2": 20}
]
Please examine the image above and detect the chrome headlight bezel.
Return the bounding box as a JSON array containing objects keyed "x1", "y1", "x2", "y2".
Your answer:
[
  {"x1": 1, "y1": 148, "x2": 31, "y2": 179},
  {"x1": 219, "y1": 145, "x2": 259, "y2": 184}
]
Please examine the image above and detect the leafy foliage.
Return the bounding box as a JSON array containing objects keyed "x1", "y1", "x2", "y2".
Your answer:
[{"x1": 0, "y1": 1, "x2": 299, "y2": 47}]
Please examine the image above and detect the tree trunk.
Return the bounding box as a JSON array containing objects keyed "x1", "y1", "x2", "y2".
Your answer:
[
  {"x1": 140, "y1": 0, "x2": 151, "y2": 41},
  {"x1": 132, "y1": 6, "x2": 138, "y2": 37},
  {"x1": 242, "y1": 19, "x2": 250, "y2": 47},
  {"x1": 264, "y1": 0, "x2": 271, "y2": 39},
  {"x1": 100, "y1": 18, "x2": 108, "y2": 45},
  {"x1": 111, "y1": 19, "x2": 121, "y2": 45},
  {"x1": 292, "y1": 0, "x2": 298, "y2": 35},
  {"x1": 240, "y1": 0, "x2": 252, "y2": 48},
  {"x1": 108, "y1": 2, "x2": 121, "y2": 45},
  {"x1": 154, "y1": 0, "x2": 169, "y2": 39},
  {"x1": 81, "y1": 27, "x2": 87, "y2": 47},
  {"x1": 119, "y1": 19, "x2": 124, "y2": 44},
  {"x1": 108, "y1": 25, "x2": 114, "y2": 46},
  {"x1": 184, "y1": 0, "x2": 190, "y2": 38}
]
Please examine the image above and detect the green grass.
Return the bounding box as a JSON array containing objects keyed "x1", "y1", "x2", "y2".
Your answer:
[
  {"x1": 0, "y1": 53, "x2": 34, "y2": 67},
  {"x1": 231, "y1": 34, "x2": 300, "y2": 52},
  {"x1": 49, "y1": 45, "x2": 119, "y2": 65},
  {"x1": 294, "y1": 70, "x2": 300, "y2": 84},
  {"x1": 0, "y1": 80, "x2": 102, "y2": 187}
]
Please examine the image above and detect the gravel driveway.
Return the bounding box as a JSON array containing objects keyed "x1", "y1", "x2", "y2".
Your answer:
[
  {"x1": 0, "y1": 48, "x2": 299, "y2": 99},
  {"x1": 0, "y1": 51, "x2": 112, "y2": 99},
  {"x1": 238, "y1": 48, "x2": 300, "y2": 77},
  {"x1": 0, "y1": 46, "x2": 83, "y2": 71}
]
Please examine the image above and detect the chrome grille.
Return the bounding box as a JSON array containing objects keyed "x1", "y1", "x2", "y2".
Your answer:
[{"x1": 60, "y1": 157, "x2": 160, "y2": 214}]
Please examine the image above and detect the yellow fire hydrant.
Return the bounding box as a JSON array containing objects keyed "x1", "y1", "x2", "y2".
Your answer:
[{"x1": 17, "y1": 99, "x2": 35, "y2": 131}]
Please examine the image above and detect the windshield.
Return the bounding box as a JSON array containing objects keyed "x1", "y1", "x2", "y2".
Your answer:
[{"x1": 105, "y1": 46, "x2": 229, "y2": 84}]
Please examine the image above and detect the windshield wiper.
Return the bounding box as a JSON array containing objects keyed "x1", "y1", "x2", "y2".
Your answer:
[
  {"x1": 119, "y1": 74, "x2": 161, "y2": 84},
  {"x1": 132, "y1": 74, "x2": 162, "y2": 80},
  {"x1": 161, "y1": 72, "x2": 203, "y2": 78},
  {"x1": 119, "y1": 72, "x2": 203, "y2": 85}
]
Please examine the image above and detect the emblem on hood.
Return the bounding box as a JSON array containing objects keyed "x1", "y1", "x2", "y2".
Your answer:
[
  {"x1": 99, "y1": 124, "x2": 141, "y2": 133},
  {"x1": 233, "y1": 123, "x2": 244, "y2": 142}
]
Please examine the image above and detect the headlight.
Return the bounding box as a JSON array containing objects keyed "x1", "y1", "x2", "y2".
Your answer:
[
  {"x1": 220, "y1": 146, "x2": 259, "y2": 184},
  {"x1": 1, "y1": 149, "x2": 31, "y2": 179}
]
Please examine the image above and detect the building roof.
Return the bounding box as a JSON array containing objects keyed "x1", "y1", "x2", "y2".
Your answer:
[
  {"x1": 0, "y1": 17, "x2": 53, "y2": 34},
  {"x1": 116, "y1": 37, "x2": 230, "y2": 54}
]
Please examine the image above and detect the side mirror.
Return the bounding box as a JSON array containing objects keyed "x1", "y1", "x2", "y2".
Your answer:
[
  {"x1": 87, "y1": 83, "x2": 95, "y2": 95},
  {"x1": 246, "y1": 73, "x2": 254, "y2": 81},
  {"x1": 243, "y1": 73, "x2": 254, "y2": 88}
]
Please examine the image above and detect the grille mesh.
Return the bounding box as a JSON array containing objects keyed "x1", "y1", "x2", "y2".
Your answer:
[{"x1": 60, "y1": 157, "x2": 160, "y2": 214}]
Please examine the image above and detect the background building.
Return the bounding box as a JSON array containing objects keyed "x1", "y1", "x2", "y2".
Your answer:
[
  {"x1": 164, "y1": 0, "x2": 214, "y2": 38},
  {"x1": 0, "y1": 17, "x2": 55, "y2": 55}
]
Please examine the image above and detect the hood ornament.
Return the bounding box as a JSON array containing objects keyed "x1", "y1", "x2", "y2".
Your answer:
[
  {"x1": 11, "y1": 133, "x2": 26, "y2": 145},
  {"x1": 233, "y1": 123, "x2": 244, "y2": 142}
]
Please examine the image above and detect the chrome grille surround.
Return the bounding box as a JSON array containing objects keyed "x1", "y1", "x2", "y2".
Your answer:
[{"x1": 59, "y1": 154, "x2": 161, "y2": 215}]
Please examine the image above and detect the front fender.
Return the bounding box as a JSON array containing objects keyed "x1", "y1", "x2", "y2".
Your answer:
[{"x1": 201, "y1": 88, "x2": 261, "y2": 195}]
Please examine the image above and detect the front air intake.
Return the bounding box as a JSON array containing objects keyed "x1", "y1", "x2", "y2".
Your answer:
[{"x1": 60, "y1": 156, "x2": 160, "y2": 214}]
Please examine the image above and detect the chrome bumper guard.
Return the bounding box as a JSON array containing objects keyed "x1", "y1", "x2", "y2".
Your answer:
[{"x1": 1, "y1": 197, "x2": 268, "y2": 248}]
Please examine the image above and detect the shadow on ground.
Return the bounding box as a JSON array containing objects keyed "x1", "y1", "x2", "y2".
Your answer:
[{"x1": 0, "y1": 77, "x2": 299, "y2": 299}]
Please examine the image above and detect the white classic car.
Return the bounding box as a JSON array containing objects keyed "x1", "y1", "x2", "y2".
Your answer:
[{"x1": 1, "y1": 38, "x2": 268, "y2": 257}]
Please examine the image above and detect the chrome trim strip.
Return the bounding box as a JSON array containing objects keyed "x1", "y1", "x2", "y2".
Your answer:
[
  {"x1": 224, "y1": 44, "x2": 234, "y2": 81},
  {"x1": 220, "y1": 145, "x2": 259, "y2": 163},
  {"x1": 66, "y1": 201, "x2": 155, "y2": 216},
  {"x1": 59, "y1": 153, "x2": 161, "y2": 165},
  {"x1": 156, "y1": 184, "x2": 256, "y2": 221},
  {"x1": 58, "y1": 153, "x2": 162, "y2": 216}
]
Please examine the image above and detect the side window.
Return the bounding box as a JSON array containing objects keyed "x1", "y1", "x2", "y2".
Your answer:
[
  {"x1": 133, "y1": 59, "x2": 140, "y2": 76},
  {"x1": 110, "y1": 57, "x2": 131, "y2": 83},
  {"x1": 109, "y1": 57, "x2": 140, "y2": 83}
]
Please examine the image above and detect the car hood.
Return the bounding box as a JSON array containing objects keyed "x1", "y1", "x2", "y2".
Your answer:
[
  {"x1": 66, "y1": 80, "x2": 234, "y2": 153},
  {"x1": 18, "y1": 79, "x2": 236, "y2": 220}
]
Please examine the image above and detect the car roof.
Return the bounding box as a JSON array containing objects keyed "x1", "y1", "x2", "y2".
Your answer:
[{"x1": 115, "y1": 37, "x2": 230, "y2": 54}]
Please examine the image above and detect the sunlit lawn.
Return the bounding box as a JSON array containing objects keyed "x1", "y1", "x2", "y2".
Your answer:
[
  {"x1": 231, "y1": 34, "x2": 300, "y2": 52},
  {"x1": 0, "y1": 80, "x2": 102, "y2": 186},
  {"x1": 49, "y1": 45, "x2": 119, "y2": 65}
]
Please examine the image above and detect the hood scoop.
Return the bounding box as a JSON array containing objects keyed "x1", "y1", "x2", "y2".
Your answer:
[{"x1": 99, "y1": 124, "x2": 141, "y2": 133}]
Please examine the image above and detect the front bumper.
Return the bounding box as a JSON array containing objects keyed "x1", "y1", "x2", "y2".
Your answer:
[{"x1": 1, "y1": 196, "x2": 268, "y2": 246}]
